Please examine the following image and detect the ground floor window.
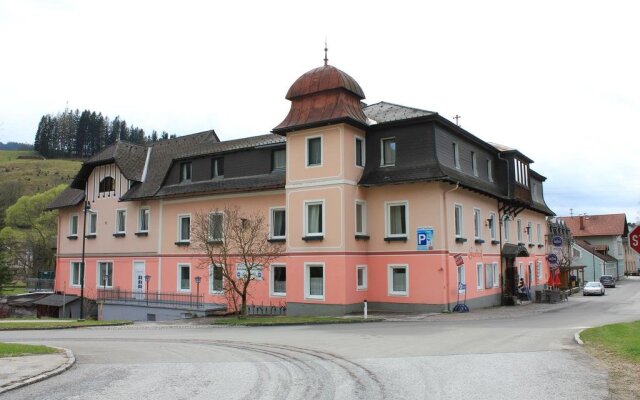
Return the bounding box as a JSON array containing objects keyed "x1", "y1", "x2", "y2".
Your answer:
[
  {"x1": 271, "y1": 265, "x2": 286, "y2": 296},
  {"x1": 529, "y1": 262, "x2": 535, "y2": 285},
  {"x1": 485, "y1": 263, "x2": 494, "y2": 289},
  {"x1": 97, "y1": 261, "x2": 113, "y2": 288},
  {"x1": 476, "y1": 263, "x2": 484, "y2": 290},
  {"x1": 305, "y1": 264, "x2": 324, "y2": 300},
  {"x1": 178, "y1": 264, "x2": 190, "y2": 291},
  {"x1": 493, "y1": 262, "x2": 499, "y2": 287},
  {"x1": 356, "y1": 265, "x2": 367, "y2": 290},
  {"x1": 70, "y1": 261, "x2": 82, "y2": 286},
  {"x1": 388, "y1": 265, "x2": 408, "y2": 296},
  {"x1": 536, "y1": 261, "x2": 542, "y2": 281},
  {"x1": 209, "y1": 264, "x2": 223, "y2": 294}
]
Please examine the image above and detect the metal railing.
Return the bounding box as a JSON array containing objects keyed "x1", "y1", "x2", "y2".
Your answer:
[
  {"x1": 97, "y1": 288, "x2": 204, "y2": 309},
  {"x1": 26, "y1": 278, "x2": 55, "y2": 292}
]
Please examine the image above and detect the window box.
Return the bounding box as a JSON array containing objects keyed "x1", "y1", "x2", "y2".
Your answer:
[
  {"x1": 518, "y1": 242, "x2": 526, "y2": 246},
  {"x1": 491, "y1": 240, "x2": 500, "y2": 245},
  {"x1": 175, "y1": 241, "x2": 190, "y2": 246},
  {"x1": 302, "y1": 236, "x2": 324, "y2": 241},
  {"x1": 528, "y1": 243, "x2": 535, "y2": 248},
  {"x1": 67, "y1": 235, "x2": 78, "y2": 240},
  {"x1": 268, "y1": 238, "x2": 286, "y2": 243},
  {"x1": 455, "y1": 237, "x2": 467, "y2": 243},
  {"x1": 384, "y1": 236, "x2": 407, "y2": 242},
  {"x1": 85, "y1": 234, "x2": 97, "y2": 239},
  {"x1": 112, "y1": 233, "x2": 126, "y2": 238},
  {"x1": 355, "y1": 235, "x2": 370, "y2": 241},
  {"x1": 135, "y1": 232, "x2": 149, "y2": 237},
  {"x1": 474, "y1": 239, "x2": 485, "y2": 244},
  {"x1": 537, "y1": 244, "x2": 544, "y2": 248}
]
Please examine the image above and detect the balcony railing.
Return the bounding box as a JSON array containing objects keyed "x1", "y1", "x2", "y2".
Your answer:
[
  {"x1": 26, "y1": 278, "x2": 55, "y2": 292},
  {"x1": 97, "y1": 288, "x2": 204, "y2": 309}
]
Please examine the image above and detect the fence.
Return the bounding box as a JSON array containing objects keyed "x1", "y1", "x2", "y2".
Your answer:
[
  {"x1": 245, "y1": 303, "x2": 287, "y2": 316},
  {"x1": 97, "y1": 288, "x2": 204, "y2": 309},
  {"x1": 26, "y1": 278, "x2": 55, "y2": 292}
]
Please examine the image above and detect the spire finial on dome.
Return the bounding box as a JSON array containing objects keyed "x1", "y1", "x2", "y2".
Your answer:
[{"x1": 324, "y1": 38, "x2": 328, "y2": 66}]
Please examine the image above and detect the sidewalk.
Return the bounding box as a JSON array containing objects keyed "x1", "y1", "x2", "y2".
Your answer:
[{"x1": 0, "y1": 346, "x2": 75, "y2": 394}]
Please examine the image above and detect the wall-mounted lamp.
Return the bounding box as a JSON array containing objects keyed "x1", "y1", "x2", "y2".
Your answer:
[{"x1": 486, "y1": 218, "x2": 493, "y2": 228}]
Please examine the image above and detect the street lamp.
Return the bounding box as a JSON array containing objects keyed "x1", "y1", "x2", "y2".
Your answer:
[
  {"x1": 80, "y1": 200, "x2": 91, "y2": 320},
  {"x1": 144, "y1": 275, "x2": 151, "y2": 306},
  {"x1": 195, "y1": 276, "x2": 202, "y2": 309}
]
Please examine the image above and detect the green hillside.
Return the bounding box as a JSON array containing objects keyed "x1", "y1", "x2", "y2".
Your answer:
[{"x1": 0, "y1": 150, "x2": 80, "y2": 194}]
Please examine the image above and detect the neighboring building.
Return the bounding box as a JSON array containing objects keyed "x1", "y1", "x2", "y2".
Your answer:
[
  {"x1": 48, "y1": 61, "x2": 554, "y2": 319},
  {"x1": 626, "y1": 223, "x2": 640, "y2": 275},
  {"x1": 561, "y1": 214, "x2": 630, "y2": 279},
  {"x1": 571, "y1": 239, "x2": 618, "y2": 283}
]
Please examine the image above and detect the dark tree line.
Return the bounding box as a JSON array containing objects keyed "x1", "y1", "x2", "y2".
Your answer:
[{"x1": 33, "y1": 108, "x2": 175, "y2": 159}]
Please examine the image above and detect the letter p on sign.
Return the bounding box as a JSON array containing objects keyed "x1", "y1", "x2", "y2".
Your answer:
[{"x1": 630, "y1": 225, "x2": 640, "y2": 255}]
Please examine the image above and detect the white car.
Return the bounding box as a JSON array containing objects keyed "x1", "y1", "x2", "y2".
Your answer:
[{"x1": 583, "y1": 281, "x2": 605, "y2": 296}]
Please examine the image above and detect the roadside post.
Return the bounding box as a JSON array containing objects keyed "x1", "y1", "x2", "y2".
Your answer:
[{"x1": 363, "y1": 300, "x2": 368, "y2": 319}]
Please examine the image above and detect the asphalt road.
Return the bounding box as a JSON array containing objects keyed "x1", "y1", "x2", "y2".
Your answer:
[{"x1": 3, "y1": 278, "x2": 639, "y2": 400}]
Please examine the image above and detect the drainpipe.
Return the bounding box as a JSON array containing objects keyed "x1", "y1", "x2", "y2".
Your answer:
[
  {"x1": 497, "y1": 152, "x2": 510, "y2": 304},
  {"x1": 443, "y1": 182, "x2": 460, "y2": 312}
]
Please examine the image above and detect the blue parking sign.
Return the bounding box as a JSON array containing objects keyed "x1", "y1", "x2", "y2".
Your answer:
[{"x1": 417, "y1": 227, "x2": 434, "y2": 251}]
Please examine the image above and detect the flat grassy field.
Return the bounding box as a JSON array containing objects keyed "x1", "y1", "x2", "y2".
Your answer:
[
  {"x1": 0, "y1": 319, "x2": 132, "y2": 330},
  {"x1": 581, "y1": 320, "x2": 640, "y2": 363},
  {"x1": 213, "y1": 315, "x2": 382, "y2": 326},
  {"x1": 0, "y1": 284, "x2": 27, "y2": 296},
  {"x1": 0, "y1": 342, "x2": 57, "y2": 357},
  {"x1": 0, "y1": 150, "x2": 80, "y2": 194}
]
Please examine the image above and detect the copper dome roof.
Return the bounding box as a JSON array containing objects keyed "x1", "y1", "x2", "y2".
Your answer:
[{"x1": 285, "y1": 65, "x2": 365, "y2": 100}]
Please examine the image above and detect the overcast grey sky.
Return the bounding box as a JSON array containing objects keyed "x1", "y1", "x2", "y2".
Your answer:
[{"x1": 0, "y1": 0, "x2": 638, "y2": 221}]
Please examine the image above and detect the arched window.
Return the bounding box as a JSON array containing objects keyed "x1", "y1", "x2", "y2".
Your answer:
[{"x1": 99, "y1": 176, "x2": 115, "y2": 193}]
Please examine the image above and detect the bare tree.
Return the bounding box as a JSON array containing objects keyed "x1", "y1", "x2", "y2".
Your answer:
[{"x1": 192, "y1": 205, "x2": 285, "y2": 316}]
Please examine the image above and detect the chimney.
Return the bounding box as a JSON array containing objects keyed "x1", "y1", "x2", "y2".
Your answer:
[{"x1": 579, "y1": 215, "x2": 584, "y2": 230}]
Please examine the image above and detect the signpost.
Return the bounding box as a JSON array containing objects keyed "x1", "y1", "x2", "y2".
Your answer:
[
  {"x1": 552, "y1": 235, "x2": 563, "y2": 247},
  {"x1": 630, "y1": 225, "x2": 640, "y2": 254},
  {"x1": 547, "y1": 253, "x2": 558, "y2": 265}
]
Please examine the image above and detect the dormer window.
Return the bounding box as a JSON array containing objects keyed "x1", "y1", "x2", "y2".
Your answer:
[
  {"x1": 272, "y1": 149, "x2": 286, "y2": 171},
  {"x1": 453, "y1": 143, "x2": 460, "y2": 169},
  {"x1": 381, "y1": 138, "x2": 396, "y2": 166},
  {"x1": 211, "y1": 158, "x2": 224, "y2": 178},
  {"x1": 180, "y1": 162, "x2": 192, "y2": 182},
  {"x1": 471, "y1": 152, "x2": 478, "y2": 176},
  {"x1": 99, "y1": 176, "x2": 115, "y2": 193},
  {"x1": 514, "y1": 159, "x2": 529, "y2": 187}
]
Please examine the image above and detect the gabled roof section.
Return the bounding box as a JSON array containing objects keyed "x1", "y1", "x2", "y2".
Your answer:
[
  {"x1": 47, "y1": 187, "x2": 85, "y2": 210},
  {"x1": 363, "y1": 101, "x2": 435, "y2": 124},
  {"x1": 488, "y1": 142, "x2": 533, "y2": 163},
  {"x1": 561, "y1": 214, "x2": 629, "y2": 237},
  {"x1": 574, "y1": 239, "x2": 619, "y2": 263}
]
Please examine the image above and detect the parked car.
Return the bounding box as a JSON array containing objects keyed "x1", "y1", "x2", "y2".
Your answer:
[
  {"x1": 583, "y1": 281, "x2": 605, "y2": 296},
  {"x1": 599, "y1": 275, "x2": 616, "y2": 288}
]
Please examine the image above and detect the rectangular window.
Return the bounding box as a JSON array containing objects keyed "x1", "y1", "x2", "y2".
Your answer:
[
  {"x1": 138, "y1": 208, "x2": 149, "y2": 232},
  {"x1": 489, "y1": 212, "x2": 497, "y2": 241},
  {"x1": 210, "y1": 264, "x2": 223, "y2": 294},
  {"x1": 305, "y1": 201, "x2": 324, "y2": 236},
  {"x1": 271, "y1": 265, "x2": 286, "y2": 296},
  {"x1": 536, "y1": 261, "x2": 543, "y2": 280},
  {"x1": 527, "y1": 222, "x2": 533, "y2": 244},
  {"x1": 211, "y1": 158, "x2": 224, "y2": 178},
  {"x1": 386, "y1": 202, "x2": 407, "y2": 237},
  {"x1": 270, "y1": 208, "x2": 286, "y2": 239},
  {"x1": 355, "y1": 137, "x2": 365, "y2": 167},
  {"x1": 178, "y1": 215, "x2": 190, "y2": 242},
  {"x1": 307, "y1": 137, "x2": 322, "y2": 166},
  {"x1": 529, "y1": 262, "x2": 535, "y2": 284},
  {"x1": 356, "y1": 265, "x2": 367, "y2": 290},
  {"x1": 457, "y1": 265, "x2": 466, "y2": 292},
  {"x1": 97, "y1": 261, "x2": 113, "y2": 288},
  {"x1": 473, "y1": 208, "x2": 481, "y2": 239},
  {"x1": 454, "y1": 204, "x2": 463, "y2": 238},
  {"x1": 115, "y1": 209, "x2": 126, "y2": 234},
  {"x1": 272, "y1": 149, "x2": 286, "y2": 170},
  {"x1": 504, "y1": 217, "x2": 510, "y2": 242},
  {"x1": 180, "y1": 162, "x2": 192, "y2": 182},
  {"x1": 70, "y1": 261, "x2": 81, "y2": 286},
  {"x1": 305, "y1": 264, "x2": 325, "y2": 299},
  {"x1": 453, "y1": 142, "x2": 460, "y2": 169},
  {"x1": 208, "y1": 213, "x2": 224, "y2": 242},
  {"x1": 536, "y1": 223, "x2": 542, "y2": 245},
  {"x1": 87, "y1": 211, "x2": 97, "y2": 235},
  {"x1": 493, "y1": 262, "x2": 499, "y2": 287},
  {"x1": 471, "y1": 152, "x2": 478, "y2": 176},
  {"x1": 517, "y1": 219, "x2": 523, "y2": 243},
  {"x1": 476, "y1": 263, "x2": 484, "y2": 290},
  {"x1": 381, "y1": 138, "x2": 396, "y2": 166},
  {"x1": 69, "y1": 215, "x2": 78, "y2": 236},
  {"x1": 485, "y1": 264, "x2": 494, "y2": 288},
  {"x1": 178, "y1": 264, "x2": 190, "y2": 291},
  {"x1": 355, "y1": 201, "x2": 366, "y2": 235},
  {"x1": 487, "y1": 159, "x2": 493, "y2": 182},
  {"x1": 388, "y1": 265, "x2": 408, "y2": 296}
]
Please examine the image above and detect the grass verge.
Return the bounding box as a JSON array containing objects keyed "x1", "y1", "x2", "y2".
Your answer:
[
  {"x1": 0, "y1": 285, "x2": 27, "y2": 296},
  {"x1": 0, "y1": 343, "x2": 58, "y2": 358},
  {"x1": 213, "y1": 315, "x2": 383, "y2": 326},
  {"x1": 0, "y1": 319, "x2": 132, "y2": 330}
]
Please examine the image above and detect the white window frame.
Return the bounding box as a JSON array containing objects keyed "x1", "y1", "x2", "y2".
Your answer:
[
  {"x1": 457, "y1": 265, "x2": 466, "y2": 292},
  {"x1": 70, "y1": 261, "x2": 82, "y2": 287},
  {"x1": 138, "y1": 207, "x2": 150, "y2": 233},
  {"x1": 209, "y1": 263, "x2": 224, "y2": 295},
  {"x1": 536, "y1": 261, "x2": 543, "y2": 280},
  {"x1": 473, "y1": 208, "x2": 481, "y2": 240},
  {"x1": 306, "y1": 135, "x2": 323, "y2": 167},
  {"x1": 380, "y1": 137, "x2": 396, "y2": 166},
  {"x1": 304, "y1": 263, "x2": 325, "y2": 300},
  {"x1": 454, "y1": 203, "x2": 463, "y2": 238},
  {"x1": 388, "y1": 264, "x2": 409, "y2": 296},
  {"x1": 356, "y1": 265, "x2": 368, "y2": 291},
  {"x1": 269, "y1": 207, "x2": 286, "y2": 240},
  {"x1": 115, "y1": 208, "x2": 127, "y2": 234},
  {"x1": 177, "y1": 214, "x2": 191, "y2": 243},
  {"x1": 504, "y1": 216, "x2": 510, "y2": 242},
  {"x1": 385, "y1": 201, "x2": 408, "y2": 238},
  {"x1": 208, "y1": 212, "x2": 224, "y2": 242},
  {"x1": 270, "y1": 264, "x2": 286, "y2": 297},
  {"x1": 355, "y1": 136, "x2": 365, "y2": 168},
  {"x1": 489, "y1": 212, "x2": 497, "y2": 241},
  {"x1": 476, "y1": 263, "x2": 484, "y2": 290},
  {"x1": 87, "y1": 211, "x2": 97, "y2": 235},
  {"x1": 180, "y1": 162, "x2": 192, "y2": 182},
  {"x1": 529, "y1": 262, "x2": 535, "y2": 284},
  {"x1": 177, "y1": 263, "x2": 191, "y2": 292},
  {"x1": 517, "y1": 219, "x2": 523, "y2": 243},
  {"x1": 272, "y1": 149, "x2": 286, "y2": 171},
  {"x1": 487, "y1": 159, "x2": 493, "y2": 182},
  {"x1": 96, "y1": 261, "x2": 113, "y2": 289},
  {"x1": 471, "y1": 152, "x2": 478, "y2": 176},
  {"x1": 453, "y1": 142, "x2": 460, "y2": 169},
  {"x1": 493, "y1": 262, "x2": 499, "y2": 287},
  {"x1": 304, "y1": 200, "x2": 325, "y2": 237},
  {"x1": 69, "y1": 214, "x2": 79, "y2": 237},
  {"x1": 527, "y1": 222, "x2": 533, "y2": 244},
  {"x1": 519, "y1": 262, "x2": 524, "y2": 281},
  {"x1": 355, "y1": 200, "x2": 367, "y2": 235},
  {"x1": 536, "y1": 223, "x2": 542, "y2": 245},
  {"x1": 211, "y1": 157, "x2": 224, "y2": 178}
]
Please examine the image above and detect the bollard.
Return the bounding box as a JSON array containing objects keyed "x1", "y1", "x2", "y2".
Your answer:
[{"x1": 364, "y1": 300, "x2": 368, "y2": 319}]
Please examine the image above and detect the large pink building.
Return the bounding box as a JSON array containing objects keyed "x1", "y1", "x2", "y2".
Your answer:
[{"x1": 49, "y1": 61, "x2": 554, "y2": 320}]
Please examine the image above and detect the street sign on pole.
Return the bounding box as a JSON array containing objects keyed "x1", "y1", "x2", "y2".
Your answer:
[{"x1": 630, "y1": 225, "x2": 640, "y2": 254}]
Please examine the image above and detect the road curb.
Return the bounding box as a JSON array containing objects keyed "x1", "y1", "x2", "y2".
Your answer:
[
  {"x1": 0, "y1": 346, "x2": 75, "y2": 394},
  {"x1": 574, "y1": 330, "x2": 584, "y2": 345}
]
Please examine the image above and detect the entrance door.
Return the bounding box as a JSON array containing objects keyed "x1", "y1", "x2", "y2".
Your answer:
[
  {"x1": 133, "y1": 261, "x2": 145, "y2": 300},
  {"x1": 505, "y1": 258, "x2": 517, "y2": 296}
]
